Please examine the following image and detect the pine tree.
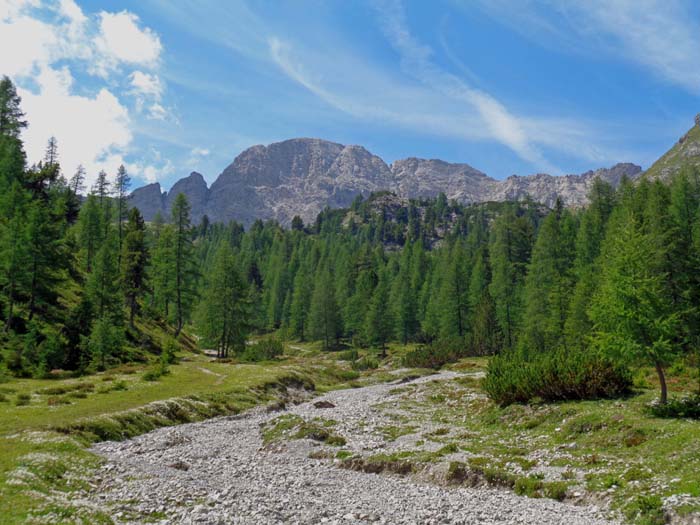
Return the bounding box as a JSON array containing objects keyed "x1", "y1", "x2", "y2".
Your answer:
[
  {"x1": 439, "y1": 241, "x2": 470, "y2": 339},
  {"x1": 171, "y1": 193, "x2": 198, "y2": 335},
  {"x1": 0, "y1": 76, "x2": 27, "y2": 138},
  {"x1": 520, "y1": 200, "x2": 576, "y2": 355},
  {"x1": 152, "y1": 224, "x2": 177, "y2": 319},
  {"x1": 488, "y1": 211, "x2": 533, "y2": 349},
  {"x1": 69, "y1": 165, "x2": 86, "y2": 195},
  {"x1": 195, "y1": 243, "x2": 249, "y2": 357},
  {"x1": 25, "y1": 201, "x2": 63, "y2": 320},
  {"x1": 114, "y1": 164, "x2": 130, "y2": 259},
  {"x1": 365, "y1": 266, "x2": 395, "y2": 356},
  {"x1": 289, "y1": 263, "x2": 313, "y2": 340},
  {"x1": 88, "y1": 234, "x2": 122, "y2": 324},
  {"x1": 589, "y1": 211, "x2": 678, "y2": 404},
  {"x1": 308, "y1": 265, "x2": 341, "y2": 350},
  {"x1": 121, "y1": 208, "x2": 149, "y2": 328},
  {"x1": 0, "y1": 182, "x2": 30, "y2": 331},
  {"x1": 78, "y1": 194, "x2": 103, "y2": 272},
  {"x1": 392, "y1": 244, "x2": 418, "y2": 344}
]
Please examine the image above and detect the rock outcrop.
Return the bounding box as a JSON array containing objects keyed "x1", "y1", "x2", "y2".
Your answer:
[{"x1": 130, "y1": 138, "x2": 643, "y2": 226}]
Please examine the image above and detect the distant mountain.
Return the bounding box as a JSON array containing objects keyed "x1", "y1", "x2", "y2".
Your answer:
[
  {"x1": 644, "y1": 115, "x2": 700, "y2": 181},
  {"x1": 129, "y1": 138, "x2": 643, "y2": 226}
]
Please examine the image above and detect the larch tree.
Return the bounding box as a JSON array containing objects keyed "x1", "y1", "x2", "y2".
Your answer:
[
  {"x1": 121, "y1": 208, "x2": 149, "y2": 328},
  {"x1": 171, "y1": 193, "x2": 198, "y2": 335},
  {"x1": 195, "y1": 243, "x2": 249, "y2": 358},
  {"x1": 589, "y1": 211, "x2": 678, "y2": 404}
]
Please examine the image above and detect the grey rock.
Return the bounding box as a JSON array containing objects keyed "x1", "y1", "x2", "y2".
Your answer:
[{"x1": 129, "y1": 138, "x2": 642, "y2": 227}]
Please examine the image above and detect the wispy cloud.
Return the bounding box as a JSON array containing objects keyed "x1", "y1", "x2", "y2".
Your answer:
[
  {"x1": 469, "y1": 0, "x2": 700, "y2": 95},
  {"x1": 374, "y1": 0, "x2": 557, "y2": 171}
]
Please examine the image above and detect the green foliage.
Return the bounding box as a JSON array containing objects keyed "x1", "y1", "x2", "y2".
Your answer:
[
  {"x1": 401, "y1": 337, "x2": 468, "y2": 369},
  {"x1": 483, "y1": 349, "x2": 632, "y2": 406},
  {"x1": 649, "y1": 395, "x2": 700, "y2": 419},
  {"x1": 241, "y1": 337, "x2": 284, "y2": 362},
  {"x1": 195, "y1": 243, "x2": 249, "y2": 358}
]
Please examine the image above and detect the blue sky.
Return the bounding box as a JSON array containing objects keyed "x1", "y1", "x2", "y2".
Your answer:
[{"x1": 2, "y1": 0, "x2": 699, "y2": 189}]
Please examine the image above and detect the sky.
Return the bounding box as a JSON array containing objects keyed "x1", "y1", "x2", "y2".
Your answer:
[{"x1": 1, "y1": 0, "x2": 700, "y2": 190}]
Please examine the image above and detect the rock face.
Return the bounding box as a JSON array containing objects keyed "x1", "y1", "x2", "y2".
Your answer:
[
  {"x1": 130, "y1": 138, "x2": 643, "y2": 226},
  {"x1": 129, "y1": 172, "x2": 207, "y2": 222},
  {"x1": 128, "y1": 182, "x2": 165, "y2": 222}
]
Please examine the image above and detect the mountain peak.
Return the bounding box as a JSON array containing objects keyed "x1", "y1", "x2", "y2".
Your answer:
[{"x1": 129, "y1": 137, "x2": 642, "y2": 226}]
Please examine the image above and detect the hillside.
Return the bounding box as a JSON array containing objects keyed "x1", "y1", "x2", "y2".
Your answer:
[
  {"x1": 644, "y1": 115, "x2": 700, "y2": 180},
  {"x1": 129, "y1": 138, "x2": 641, "y2": 226}
]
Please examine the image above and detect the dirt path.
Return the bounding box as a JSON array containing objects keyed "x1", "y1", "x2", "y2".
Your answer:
[{"x1": 84, "y1": 372, "x2": 618, "y2": 524}]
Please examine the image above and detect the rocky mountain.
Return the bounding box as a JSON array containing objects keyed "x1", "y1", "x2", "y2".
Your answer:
[
  {"x1": 644, "y1": 114, "x2": 700, "y2": 181},
  {"x1": 130, "y1": 138, "x2": 643, "y2": 226}
]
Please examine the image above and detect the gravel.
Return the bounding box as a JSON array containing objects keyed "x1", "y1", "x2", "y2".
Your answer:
[{"x1": 85, "y1": 371, "x2": 618, "y2": 524}]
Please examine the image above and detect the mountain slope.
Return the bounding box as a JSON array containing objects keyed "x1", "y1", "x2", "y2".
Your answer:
[
  {"x1": 644, "y1": 115, "x2": 700, "y2": 181},
  {"x1": 129, "y1": 138, "x2": 642, "y2": 226}
]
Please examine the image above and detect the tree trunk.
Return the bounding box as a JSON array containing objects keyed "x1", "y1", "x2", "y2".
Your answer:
[
  {"x1": 655, "y1": 361, "x2": 668, "y2": 404},
  {"x1": 129, "y1": 296, "x2": 136, "y2": 329}
]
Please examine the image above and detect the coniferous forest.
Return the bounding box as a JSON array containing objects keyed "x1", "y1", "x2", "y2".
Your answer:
[{"x1": 2, "y1": 75, "x2": 700, "y2": 414}]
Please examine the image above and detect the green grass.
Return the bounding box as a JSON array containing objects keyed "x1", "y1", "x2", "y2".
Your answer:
[
  {"x1": 0, "y1": 345, "x2": 362, "y2": 524},
  {"x1": 388, "y1": 357, "x2": 700, "y2": 524}
]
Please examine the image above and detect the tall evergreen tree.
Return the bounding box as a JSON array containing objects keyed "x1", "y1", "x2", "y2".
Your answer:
[
  {"x1": 489, "y1": 211, "x2": 533, "y2": 349},
  {"x1": 520, "y1": 200, "x2": 576, "y2": 354},
  {"x1": 589, "y1": 211, "x2": 678, "y2": 404},
  {"x1": 114, "y1": 164, "x2": 130, "y2": 259},
  {"x1": 171, "y1": 193, "x2": 198, "y2": 335},
  {"x1": 308, "y1": 265, "x2": 341, "y2": 350},
  {"x1": 121, "y1": 208, "x2": 149, "y2": 328},
  {"x1": 365, "y1": 266, "x2": 395, "y2": 356},
  {"x1": 289, "y1": 263, "x2": 313, "y2": 341},
  {"x1": 195, "y1": 244, "x2": 249, "y2": 358}
]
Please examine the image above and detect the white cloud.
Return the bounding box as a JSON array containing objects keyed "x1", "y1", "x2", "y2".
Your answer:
[
  {"x1": 19, "y1": 66, "x2": 132, "y2": 185},
  {"x1": 126, "y1": 158, "x2": 173, "y2": 184},
  {"x1": 191, "y1": 147, "x2": 210, "y2": 157},
  {"x1": 0, "y1": 12, "x2": 55, "y2": 77},
  {"x1": 374, "y1": 0, "x2": 557, "y2": 171},
  {"x1": 0, "y1": 1, "x2": 169, "y2": 187},
  {"x1": 130, "y1": 70, "x2": 162, "y2": 99},
  {"x1": 93, "y1": 11, "x2": 162, "y2": 75}
]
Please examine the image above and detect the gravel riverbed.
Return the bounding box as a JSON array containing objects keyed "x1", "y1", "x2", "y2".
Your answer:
[{"x1": 85, "y1": 371, "x2": 619, "y2": 524}]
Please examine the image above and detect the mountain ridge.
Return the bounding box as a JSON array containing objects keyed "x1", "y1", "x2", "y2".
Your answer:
[{"x1": 130, "y1": 137, "x2": 644, "y2": 226}]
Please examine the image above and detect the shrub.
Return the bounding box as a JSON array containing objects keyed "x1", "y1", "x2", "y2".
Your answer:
[
  {"x1": 241, "y1": 337, "x2": 284, "y2": 362},
  {"x1": 483, "y1": 349, "x2": 632, "y2": 406},
  {"x1": 15, "y1": 392, "x2": 31, "y2": 406},
  {"x1": 338, "y1": 348, "x2": 359, "y2": 361},
  {"x1": 351, "y1": 355, "x2": 379, "y2": 371},
  {"x1": 649, "y1": 395, "x2": 700, "y2": 419},
  {"x1": 401, "y1": 337, "x2": 467, "y2": 369}
]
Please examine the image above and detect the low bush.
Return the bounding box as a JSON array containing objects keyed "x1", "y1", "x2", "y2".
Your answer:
[
  {"x1": 241, "y1": 337, "x2": 284, "y2": 362},
  {"x1": 400, "y1": 337, "x2": 467, "y2": 369},
  {"x1": 483, "y1": 349, "x2": 632, "y2": 406},
  {"x1": 351, "y1": 355, "x2": 379, "y2": 370},
  {"x1": 338, "y1": 348, "x2": 359, "y2": 361},
  {"x1": 16, "y1": 392, "x2": 31, "y2": 405},
  {"x1": 649, "y1": 395, "x2": 700, "y2": 419}
]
